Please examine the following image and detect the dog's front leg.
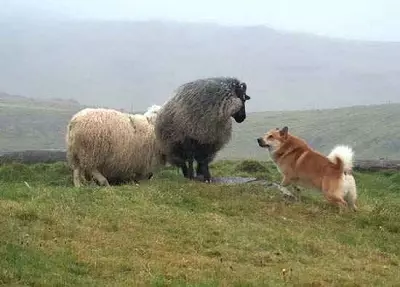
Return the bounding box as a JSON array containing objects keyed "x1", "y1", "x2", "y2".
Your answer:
[
  {"x1": 271, "y1": 175, "x2": 296, "y2": 199},
  {"x1": 281, "y1": 175, "x2": 303, "y2": 201},
  {"x1": 292, "y1": 186, "x2": 302, "y2": 201},
  {"x1": 280, "y1": 175, "x2": 291, "y2": 186},
  {"x1": 289, "y1": 178, "x2": 302, "y2": 201}
]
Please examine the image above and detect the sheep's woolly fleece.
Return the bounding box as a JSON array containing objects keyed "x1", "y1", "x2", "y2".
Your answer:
[
  {"x1": 155, "y1": 77, "x2": 246, "y2": 154},
  {"x1": 66, "y1": 106, "x2": 164, "y2": 186},
  {"x1": 144, "y1": 104, "x2": 162, "y2": 125}
]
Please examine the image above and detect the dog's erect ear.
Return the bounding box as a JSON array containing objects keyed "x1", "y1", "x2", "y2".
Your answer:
[{"x1": 279, "y1": 126, "x2": 288, "y2": 138}]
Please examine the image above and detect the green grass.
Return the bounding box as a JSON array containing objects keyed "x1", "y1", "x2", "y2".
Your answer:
[
  {"x1": 0, "y1": 161, "x2": 399, "y2": 286},
  {"x1": 1, "y1": 100, "x2": 400, "y2": 159}
]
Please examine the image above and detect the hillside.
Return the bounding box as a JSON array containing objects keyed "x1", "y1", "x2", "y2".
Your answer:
[
  {"x1": 0, "y1": 19, "x2": 400, "y2": 112},
  {"x1": 220, "y1": 103, "x2": 400, "y2": 160},
  {"x1": 0, "y1": 94, "x2": 399, "y2": 159},
  {"x1": 0, "y1": 94, "x2": 80, "y2": 153},
  {"x1": 0, "y1": 161, "x2": 399, "y2": 286}
]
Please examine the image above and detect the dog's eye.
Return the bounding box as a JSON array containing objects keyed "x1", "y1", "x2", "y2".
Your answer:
[{"x1": 267, "y1": 135, "x2": 273, "y2": 139}]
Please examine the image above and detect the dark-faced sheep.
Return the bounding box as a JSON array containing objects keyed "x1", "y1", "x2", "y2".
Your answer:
[
  {"x1": 154, "y1": 77, "x2": 250, "y2": 182},
  {"x1": 66, "y1": 105, "x2": 165, "y2": 187}
]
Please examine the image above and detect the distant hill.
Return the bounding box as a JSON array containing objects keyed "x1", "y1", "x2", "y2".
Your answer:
[
  {"x1": 0, "y1": 92, "x2": 81, "y2": 110},
  {"x1": 0, "y1": 94, "x2": 79, "y2": 153},
  {"x1": 0, "y1": 19, "x2": 399, "y2": 112},
  {"x1": 0, "y1": 94, "x2": 399, "y2": 160},
  {"x1": 220, "y1": 103, "x2": 400, "y2": 160}
]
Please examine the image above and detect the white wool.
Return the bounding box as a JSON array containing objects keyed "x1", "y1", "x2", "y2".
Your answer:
[
  {"x1": 66, "y1": 106, "x2": 164, "y2": 186},
  {"x1": 144, "y1": 104, "x2": 162, "y2": 125}
]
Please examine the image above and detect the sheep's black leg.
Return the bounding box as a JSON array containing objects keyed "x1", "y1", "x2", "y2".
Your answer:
[
  {"x1": 179, "y1": 162, "x2": 189, "y2": 178},
  {"x1": 196, "y1": 162, "x2": 203, "y2": 177},
  {"x1": 171, "y1": 141, "x2": 195, "y2": 179},
  {"x1": 192, "y1": 141, "x2": 216, "y2": 183},
  {"x1": 195, "y1": 157, "x2": 211, "y2": 182},
  {"x1": 199, "y1": 161, "x2": 211, "y2": 182},
  {"x1": 187, "y1": 159, "x2": 194, "y2": 179}
]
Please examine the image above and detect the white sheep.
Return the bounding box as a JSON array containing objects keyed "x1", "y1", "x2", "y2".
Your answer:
[{"x1": 66, "y1": 105, "x2": 165, "y2": 187}]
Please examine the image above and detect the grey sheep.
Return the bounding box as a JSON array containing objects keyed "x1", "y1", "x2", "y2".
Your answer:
[{"x1": 154, "y1": 77, "x2": 250, "y2": 182}]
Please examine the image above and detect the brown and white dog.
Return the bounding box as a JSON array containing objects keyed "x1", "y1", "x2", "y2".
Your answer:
[{"x1": 257, "y1": 126, "x2": 357, "y2": 211}]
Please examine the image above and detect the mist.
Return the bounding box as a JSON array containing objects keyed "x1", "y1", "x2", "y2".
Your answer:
[
  {"x1": 3, "y1": 0, "x2": 400, "y2": 42},
  {"x1": 1, "y1": 0, "x2": 400, "y2": 112}
]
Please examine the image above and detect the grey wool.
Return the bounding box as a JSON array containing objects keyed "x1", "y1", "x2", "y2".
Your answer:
[{"x1": 154, "y1": 76, "x2": 250, "y2": 182}]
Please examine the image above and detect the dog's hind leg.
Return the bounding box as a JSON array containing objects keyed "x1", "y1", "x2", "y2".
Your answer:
[
  {"x1": 324, "y1": 191, "x2": 348, "y2": 213},
  {"x1": 344, "y1": 175, "x2": 358, "y2": 211},
  {"x1": 346, "y1": 189, "x2": 358, "y2": 211}
]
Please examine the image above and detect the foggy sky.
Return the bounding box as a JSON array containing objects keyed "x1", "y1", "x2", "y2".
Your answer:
[{"x1": 3, "y1": 0, "x2": 400, "y2": 42}]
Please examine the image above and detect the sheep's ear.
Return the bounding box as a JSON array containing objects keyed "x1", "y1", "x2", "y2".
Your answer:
[
  {"x1": 279, "y1": 126, "x2": 288, "y2": 138},
  {"x1": 240, "y1": 82, "x2": 247, "y2": 92}
]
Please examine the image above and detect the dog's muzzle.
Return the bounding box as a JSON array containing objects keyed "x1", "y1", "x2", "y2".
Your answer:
[{"x1": 257, "y1": 138, "x2": 269, "y2": 148}]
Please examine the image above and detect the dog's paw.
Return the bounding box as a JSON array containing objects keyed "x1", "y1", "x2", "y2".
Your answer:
[{"x1": 283, "y1": 193, "x2": 297, "y2": 201}]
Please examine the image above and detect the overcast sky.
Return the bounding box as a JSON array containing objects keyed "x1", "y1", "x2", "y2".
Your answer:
[{"x1": 3, "y1": 0, "x2": 400, "y2": 42}]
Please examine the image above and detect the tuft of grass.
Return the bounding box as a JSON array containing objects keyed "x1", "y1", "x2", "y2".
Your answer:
[
  {"x1": 210, "y1": 160, "x2": 279, "y2": 180},
  {"x1": 0, "y1": 242, "x2": 93, "y2": 286},
  {"x1": 0, "y1": 162, "x2": 71, "y2": 186},
  {"x1": 235, "y1": 159, "x2": 269, "y2": 173},
  {"x1": 0, "y1": 161, "x2": 399, "y2": 286}
]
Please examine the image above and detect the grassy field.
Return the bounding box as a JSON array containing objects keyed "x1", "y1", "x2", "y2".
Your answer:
[
  {"x1": 1, "y1": 99, "x2": 400, "y2": 159},
  {"x1": 0, "y1": 160, "x2": 399, "y2": 286}
]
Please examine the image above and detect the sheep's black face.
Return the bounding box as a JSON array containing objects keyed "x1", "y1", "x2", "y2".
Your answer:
[
  {"x1": 233, "y1": 82, "x2": 250, "y2": 123},
  {"x1": 233, "y1": 105, "x2": 246, "y2": 123}
]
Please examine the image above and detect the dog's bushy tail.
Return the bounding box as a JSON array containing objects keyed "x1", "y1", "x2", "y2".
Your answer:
[{"x1": 327, "y1": 145, "x2": 354, "y2": 173}]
